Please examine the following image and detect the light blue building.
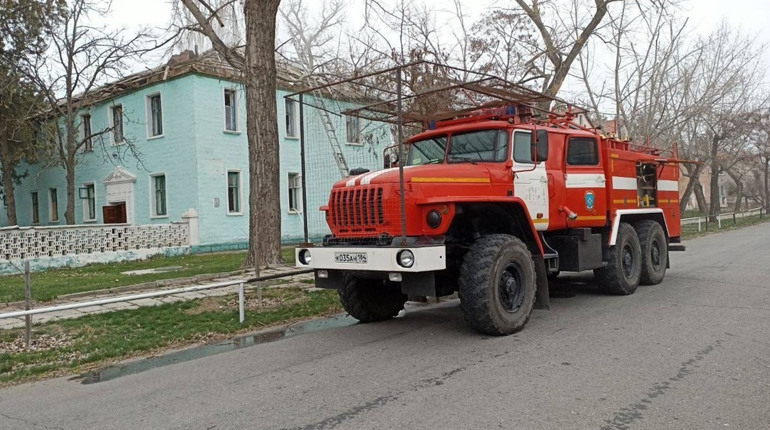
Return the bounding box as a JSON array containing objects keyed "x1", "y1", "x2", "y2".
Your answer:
[{"x1": 0, "y1": 51, "x2": 389, "y2": 249}]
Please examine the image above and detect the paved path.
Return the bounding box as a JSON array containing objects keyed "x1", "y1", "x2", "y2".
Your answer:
[
  {"x1": 0, "y1": 266, "x2": 312, "y2": 330},
  {"x1": 1, "y1": 224, "x2": 769, "y2": 429}
]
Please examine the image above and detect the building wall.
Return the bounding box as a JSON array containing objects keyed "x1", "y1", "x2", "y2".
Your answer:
[
  {"x1": 1, "y1": 73, "x2": 392, "y2": 246},
  {"x1": 4, "y1": 75, "x2": 199, "y2": 228}
]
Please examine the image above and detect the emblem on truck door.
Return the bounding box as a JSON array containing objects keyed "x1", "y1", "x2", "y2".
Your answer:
[{"x1": 585, "y1": 190, "x2": 595, "y2": 210}]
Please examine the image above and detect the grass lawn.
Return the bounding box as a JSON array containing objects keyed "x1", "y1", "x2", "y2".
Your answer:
[
  {"x1": 0, "y1": 247, "x2": 298, "y2": 303},
  {"x1": 0, "y1": 287, "x2": 342, "y2": 386},
  {"x1": 681, "y1": 212, "x2": 770, "y2": 239}
]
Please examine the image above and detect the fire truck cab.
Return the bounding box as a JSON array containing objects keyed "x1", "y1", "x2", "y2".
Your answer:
[{"x1": 296, "y1": 104, "x2": 683, "y2": 336}]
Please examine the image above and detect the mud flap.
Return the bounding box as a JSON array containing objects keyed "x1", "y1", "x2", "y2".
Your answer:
[{"x1": 532, "y1": 255, "x2": 551, "y2": 310}]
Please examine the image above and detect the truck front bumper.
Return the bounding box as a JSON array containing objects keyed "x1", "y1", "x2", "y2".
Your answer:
[
  {"x1": 295, "y1": 245, "x2": 446, "y2": 295},
  {"x1": 295, "y1": 245, "x2": 446, "y2": 272}
]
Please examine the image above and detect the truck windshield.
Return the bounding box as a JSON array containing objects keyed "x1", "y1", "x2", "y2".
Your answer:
[
  {"x1": 448, "y1": 129, "x2": 509, "y2": 163},
  {"x1": 406, "y1": 136, "x2": 447, "y2": 165}
]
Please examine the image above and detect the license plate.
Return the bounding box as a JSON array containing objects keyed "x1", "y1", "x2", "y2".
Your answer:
[{"x1": 334, "y1": 252, "x2": 368, "y2": 264}]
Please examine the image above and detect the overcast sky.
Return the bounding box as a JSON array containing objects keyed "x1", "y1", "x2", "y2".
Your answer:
[{"x1": 106, "y1": 0, "x2": 770, "y2": 77}]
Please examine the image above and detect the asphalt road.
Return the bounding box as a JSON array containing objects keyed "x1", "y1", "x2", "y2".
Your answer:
[{"x1": 1, "y1": 224, "x2": 770, "y2": 430}]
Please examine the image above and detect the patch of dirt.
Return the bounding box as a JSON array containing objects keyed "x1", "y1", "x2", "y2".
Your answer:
[{"x1": 0, "y1": 332, "x2": 76, "y2": 354}]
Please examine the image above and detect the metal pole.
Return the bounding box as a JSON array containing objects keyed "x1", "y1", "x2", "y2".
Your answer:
[
  {"x1": 238, "y1": 282, "x2": 245, "y2": 324},
  {"x1": 24, "y1": 261, "x2": 32, "y2": 350},
  {"x1": 396, "y1": 68, "x2": 407, "y2": 246},
  {"x1": 718, "y1": 213, "x2": 722, "y2": 229},
  {"x1": 299, "y1": 94, "x2": 309, "y2": 244}
]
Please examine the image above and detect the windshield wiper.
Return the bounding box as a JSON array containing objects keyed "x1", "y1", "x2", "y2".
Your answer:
[{"x1": 448, "y1": 156, "x2": 478, "y2": 165}]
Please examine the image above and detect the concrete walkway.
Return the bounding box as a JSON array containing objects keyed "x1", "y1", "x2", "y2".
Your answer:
[{"x1": 0, "y1": 266, "x2": 313, "y2": 330}]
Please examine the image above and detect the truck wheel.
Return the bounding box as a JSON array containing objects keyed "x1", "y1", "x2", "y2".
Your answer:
[
  {"x1": 594, "y1": 222, "x2": 641, "y2": 295},
  {"x1": 635, "y1": 220, "x2": 668, "y2": 285},
  {"x1": 459, "y1": 234, "x2": 536, "y2": 336},
  {"x1": 338, "y1": 274, "x2": 407, "y2": 323}
]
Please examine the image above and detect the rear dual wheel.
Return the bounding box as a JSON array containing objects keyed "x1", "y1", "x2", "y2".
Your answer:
[
  {"x1": 594, "y1": 222, "x2": 642, "y2": 295},
  {"x1": 338, "y1": 274, "x2": 407, "y2": 323}
]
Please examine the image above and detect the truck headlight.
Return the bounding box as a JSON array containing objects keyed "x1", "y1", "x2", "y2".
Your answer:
[
  {"x1": 298, "y1": 249, "x2": 312, "y2": 265},
  {"x1": 397, "y1": 249, "x2": 414, "y2": 268}
]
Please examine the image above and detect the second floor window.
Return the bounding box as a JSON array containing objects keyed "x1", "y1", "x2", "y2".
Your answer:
[
  {"x1": 224, "y1": 89, "x2": 238, "y2": 132},
  {"x1": 152, "y1": 174, "x2": 167, "y2": 217},
  {"x1": 346, "y1": 115, "x2": 360, "y2": 144},
  {"x1": 82, "y1": 114, "x2": 92, "y2": 152},
  {"x1": 285, "y1": 99, "x2": 298, "y2": 138},
  {"x1": 112, "y1": 105, "x2": 124, "y2": 144},
  {"x1": 148, "y1": 94, "x2": 163, "y2": 137}
]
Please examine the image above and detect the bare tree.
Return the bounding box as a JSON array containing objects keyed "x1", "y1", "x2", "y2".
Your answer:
[
  {"x1": 513, "y1": 0, "x2": 622, "y2": 103},
  {"x1": 21, "y1": 0, "x2": 150, "y2": 225},
  {"x1": 178, "y1": 0, "x2": 282, "y2": 269}
]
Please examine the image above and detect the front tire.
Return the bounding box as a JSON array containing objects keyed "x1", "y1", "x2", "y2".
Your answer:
[
  {"x1": 636, "y1": 220, "x2": 668, "y2": 285},
  {"x1": 459, "y1": 234, "x2": 536, "y2": 336},
  {"x1": 338, "y1": 274, "x2": 407, "y2": 323},
  {"x1": 594, "y1": 222, "x2": 642, "y2": 295}
]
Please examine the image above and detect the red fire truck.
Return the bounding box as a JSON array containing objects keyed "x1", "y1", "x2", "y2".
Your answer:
[{"x1": 296, "y1": 103, "x2": 684, "y2": 335}]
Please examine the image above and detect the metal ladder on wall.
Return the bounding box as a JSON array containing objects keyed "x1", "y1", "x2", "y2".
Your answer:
[{"x1": 308, "y1": 80, "x2": 349, "y2": 178}]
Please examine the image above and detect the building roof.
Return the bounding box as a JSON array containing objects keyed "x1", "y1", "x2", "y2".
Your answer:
[{"x1": 69, "y1": 49, "x2": 311, "y2": 109}]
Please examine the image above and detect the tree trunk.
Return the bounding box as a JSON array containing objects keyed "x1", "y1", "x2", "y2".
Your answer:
[
  {"x1": 0, "y1": 135, "x2": 18, "y2": 225},
  {"x1": 243, "y1": 0, "x2": 282, "y2": 269},
  {"x1": 708, "y1": 135, "x2": 721, "y2": 222},
  {"x1": 694, "y1": 181, "x2": 708, "y2": 213},
  {"x1": 679, "y1": 163, "x2": 704, "y2": 213},
  {"x1": 765, "y1": 156, "x2": 769, "y2": 211},
  {"x1": 65, "y1": 160, "x2": 76, "y2": 224}
]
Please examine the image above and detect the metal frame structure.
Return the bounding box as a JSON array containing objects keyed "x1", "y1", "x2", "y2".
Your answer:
[{"x1": 284, "y1": 61, "x2": 587, "y2": 245}]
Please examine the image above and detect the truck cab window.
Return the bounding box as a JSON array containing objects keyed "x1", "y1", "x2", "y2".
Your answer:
[
  {"x1": 567, "y1": 137, "x2": 599, "y2": 165},
  {"x1": 407, "y1": 136, "x2": 447, "y2": 165},
  {"x1": 448, "y1": 129, "x2": 509, "y2": 163},
  {"x1": 513, "y1": 131, "x2": 532, "y2": 163}
]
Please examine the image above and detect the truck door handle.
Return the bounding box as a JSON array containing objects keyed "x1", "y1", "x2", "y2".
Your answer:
[
  {"x1": 540, "y1": 177, "x2": 548, "y2": 183},
  {"x1": 597, "y1": 176, "x2": 606, "y2": 183}
]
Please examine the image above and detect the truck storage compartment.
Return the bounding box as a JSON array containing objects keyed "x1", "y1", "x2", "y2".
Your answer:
[{"x1": 549, "y1": 229, "x2": 603, "y2": 272}]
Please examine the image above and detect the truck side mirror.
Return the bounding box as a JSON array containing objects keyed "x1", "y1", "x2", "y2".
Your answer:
[{"x1": 530, "y1": 130, "x2": 549, "y2": 163}]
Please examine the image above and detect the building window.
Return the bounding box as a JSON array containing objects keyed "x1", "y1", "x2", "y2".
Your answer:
[
  {"x1": 224, "y1": 89, "x2": 238, "y2": 132},
  {"x1": 227, "y1": 171, "x2": 241, "y2": 213},
  {"x1": 147, "y1": 93, "x2": 163, "y2": 137},
  {"x1": 151, "y1": 174, "x2": 167, "y2": 217},
  {"x1": 31, "y1": 192, "x2": 39, "y2": 224},
  {"x1": 285, "y1": 99, "x2": 299, "y2": 138},
  {"x1": 288, "y1": 173, "x2": 301, "y2": 213},
  {"x1": 49, "y1": 188, "x2": 59, "y2": 222},
  {"x1": 82, "y1": 114, "x2": 93, "y2": 152},
  {"x1": 82, "y1": 183, "x2": 96, "y2": 221},
  {"x1": 111, "y1": 104, "x2": 124, "y2": 144},
  {"x1": 346, "y1": 115, "x2": 360, "y2": 145}
]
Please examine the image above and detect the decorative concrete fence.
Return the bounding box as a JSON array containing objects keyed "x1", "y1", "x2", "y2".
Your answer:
[{"x1": 0, "y1": 209, "x2": 200, "y2": 275}]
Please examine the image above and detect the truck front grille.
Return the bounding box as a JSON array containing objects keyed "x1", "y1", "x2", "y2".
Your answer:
[{"x1": 330, "y1": 186, "x2": 384, "y2": 230}]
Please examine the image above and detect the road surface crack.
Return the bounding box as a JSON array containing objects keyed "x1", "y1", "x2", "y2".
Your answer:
[
  {"x1": 0, "y1": 411, "x2": 64, "y2": 430},
  {"x1": 600, "y1": 339, "x2": 724, "y2": 430}
]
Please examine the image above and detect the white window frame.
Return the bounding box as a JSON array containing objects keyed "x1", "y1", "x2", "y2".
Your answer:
[
  {"x1": 285, "y1": 98, "x2": 299, "y2": 139},
  {"x1": 146, "y1": 92, "x2": 164, "y2": 139},
  {"x1": 31, "y1": 191, "x2": 40, "y2": 225},
  {"x1": 110, "y1": 104, "x2": 125, "y2": 145},
  {"x1": 226, "y1": 169, "x2": 243, "y2": 215},
  {"x1": 81, "y1": 113, "x2": 93, "y2": 152},
  {"x1": 288, "y1": 172, "x2": 302, "y2": 214},
  {"x1": 345, "y1": 115, "x2": 362, "y2": 146},
  {"x1": 48, "y1": 188, "x2": 59, "y2": 223},
  {"x1": 81, "y1": 182, "x2": 97, "y2": 223},
  {"x1": 149, "y1": 173, "x2": 168, "y2": 219},
  {"x1": 223, "y1": 88, "x2": 239, "y2": 133}
]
